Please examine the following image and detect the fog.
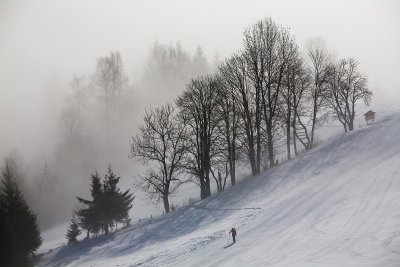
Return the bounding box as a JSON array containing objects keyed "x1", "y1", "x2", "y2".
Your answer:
[{"x1": 1, "y1": 0, "x2": 399, "y2": 229}]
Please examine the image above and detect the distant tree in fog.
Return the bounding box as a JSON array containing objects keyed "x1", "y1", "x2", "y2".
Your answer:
[
  {"x1": 141, "y1": 41, "x2": 211, "y2": 105},
  {"x1": 92, "y1": 51, "x2": 128, "y2": 117},
  {"x1": 61, "y1": 75, "x2": 87, "y2": 141},
  {"x1": 191, "y1": 46, "x2": 209, "y2": 76},
  {"x1": 144, "y1": 41, "x2": 191, "y2": 88},
  {"x1": 325, "y1": 58, "x2": 372, "y2": 132},
  {"x1": 66, "y1": 213, "x2": 81, "y2": 245},
  {"x1": 0, "y1": 158, "x2": 42, "y2": 266},
  {"x1": 130, "y1": 104, "x2": 189, "y2": 213}
]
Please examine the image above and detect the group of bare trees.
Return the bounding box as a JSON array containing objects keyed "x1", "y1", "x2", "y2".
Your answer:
[{"x1": 131, "y1": 17, "x2": 373, "y2": 214}]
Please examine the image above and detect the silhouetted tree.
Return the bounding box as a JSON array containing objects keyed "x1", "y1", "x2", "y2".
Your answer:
[
  {"x1": 219, "y1": 54, "x2": 259, "y2": 175},
  {"x1": 66, "y1": 214, "x2": 81, "y2": 245},
  {"x1": 130, "y1": 104, "x2": 188, "y2": 213},
  {"x1": 76, "y1": 172, "x2": 102, "y2": 237},
  {"x1": 0, "y1": 158, "x2": 42, "y2": 267},
  {"x1": 244, "y1": 18, "x2": 297, "y2": 167},
  {"x1": 325, "y1": 58, "x2": 372, "y2": 132},
  {"x1": 76, "y1": 166, "x2": 134, "y2": 236},
  {"x1": 176, "y1": 75, "x2": 223, "y2": 199},
  {"x1": 308, "y1": 45, "x2": 331, "y2": 148},
  {"x1": 213, "y1": 72, "x2": 240, "y2": 187}
]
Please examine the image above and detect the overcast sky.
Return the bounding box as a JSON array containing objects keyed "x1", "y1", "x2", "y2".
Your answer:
[{"x1": 1, "y1": 0, "x2": 399, "y2": 160}]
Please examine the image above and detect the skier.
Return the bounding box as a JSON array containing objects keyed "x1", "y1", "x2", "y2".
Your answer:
[{"x1": 229, "y1": 227, "x2": 237, "y2": 243}]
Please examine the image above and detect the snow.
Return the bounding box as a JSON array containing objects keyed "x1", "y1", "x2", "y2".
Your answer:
[{"x1": 37, "y1": 112, "x2": 400, "y2": 266}]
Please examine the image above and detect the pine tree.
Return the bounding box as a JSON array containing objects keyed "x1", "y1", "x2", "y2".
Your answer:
[
  {"x1": 66, "y1": 214, "x2": 81, "y2": 245},
  {"x1": 76, "y1": 166, "x2": 134, "y2": 236},
  {"x1": 76, "y1": 172, "x2": 102, "y2": 238},
  {"x1": 0, "y1": 159, "x2": 42, "y2": 266},
  {"x1": 102, "y1": 165, "x2": 134, "y2": 233}
]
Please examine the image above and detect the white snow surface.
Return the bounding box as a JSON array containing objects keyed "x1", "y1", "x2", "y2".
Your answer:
[{"x1": 38, "y1": 113, "x2": 400, "y2": 266}]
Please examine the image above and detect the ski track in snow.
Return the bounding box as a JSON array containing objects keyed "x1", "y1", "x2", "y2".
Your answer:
[{"x1": 37, "y1": 113, "x2": 400, "y2": 267}]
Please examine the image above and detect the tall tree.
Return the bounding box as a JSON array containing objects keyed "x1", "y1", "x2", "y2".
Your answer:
[
  {"x1": 280, "y1": 54, "x2": 312, "y2": 158},
  {"x1": 76, "y1": 172, "x2": 103, "y2": 238},
  {"x1": 219, "y1": 54, "x2": 259, "y2": 175},
  {"x1": 130, "y1": 104, "x2": 188, "y2": 213},
  {"x1": 218, "y1": 60, "x2": 245, "y2": 184},
  {"x1": 93, "y1": 51, "x2": 128, "y2": 117},
  {"x1": 0, "y1": 158, "x2": 42, "y2": 267},
  {"x1": 290, "y1": 60, "x2": 313, "y2": 153},
  {"x1": 325, "y1": 58, "x2": 372, "y2": 132},
  {"x1": 176, "y1": 75, "x2": 222, "y2": 199},
  {"x1": 243, "y1": 22, "x2": 264, "y2": 173},
  {"x1": 244, "y1": 18, "x2": 297, "y2": 167},
  {"x1": 308, "y1": 46, "x2": 331, "y2": 148}
]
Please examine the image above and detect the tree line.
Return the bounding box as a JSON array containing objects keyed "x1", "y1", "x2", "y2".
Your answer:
[
  {"x1": 130, "y1": 17, "x2": 372, "y2": 214},
  {"x1": 0, "y1": 17, "x2": 373, "y2": 262}
]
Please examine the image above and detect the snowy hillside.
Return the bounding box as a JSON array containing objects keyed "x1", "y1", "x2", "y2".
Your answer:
[{"x1": 38, "y1": 113, "x2": 400, "y2": 267}]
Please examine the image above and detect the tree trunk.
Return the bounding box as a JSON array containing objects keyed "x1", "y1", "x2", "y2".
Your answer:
[
  {"x1": 292, "y1": 116, "x2": 298, "y2": 156},
  {"x1": 163, "y1": 193, "x2": 170, "y2": 214},
  {"x1": 266, "y1": 120, "x2": 275, "y2": 167},
  {"x1": 205, "y1": 171, "x2": 211, "y2": 197},
  {"x1": 310, "y1": 92, "x2": 318, "y2": 149},
  {"x1": 200, "y1": 175, "x2": 207, "y2": 199},
  {"x1": 286, "y1": 117, "x2": 291, "y2": 160},
  {"x1": 256, "y1": 124, "x2": 261, "y2": 174},
  {"x1": 348, "y1": 118, "x2": 354, "y2": 131},
  {"x1": 248, "y1": 137, "x2": 258, "y2": 176},
  {"x1": 230, "y1": 142, "x2": 236, "y2": 186}
]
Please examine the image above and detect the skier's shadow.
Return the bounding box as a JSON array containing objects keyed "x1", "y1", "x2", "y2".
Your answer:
[{"x1": 223, "y1": 243, "x2": 234, "y2": 249}]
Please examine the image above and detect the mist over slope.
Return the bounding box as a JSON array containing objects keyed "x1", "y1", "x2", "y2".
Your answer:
[{"x1": 38, "y1": 113, "x2": 400, "y2": 266}]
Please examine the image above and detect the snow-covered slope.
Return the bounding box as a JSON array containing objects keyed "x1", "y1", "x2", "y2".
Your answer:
[{"x1": 38, "y1": 113, "x2": 400, "y2": 267}]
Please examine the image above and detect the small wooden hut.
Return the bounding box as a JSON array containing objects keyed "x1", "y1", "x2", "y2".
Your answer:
[{"x1": 363, "y1": 110, "x2": 376, "y2": 125}]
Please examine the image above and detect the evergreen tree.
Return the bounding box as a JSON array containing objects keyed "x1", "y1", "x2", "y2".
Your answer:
[
  {"x1": 76, "y1": 166, "x2": 134, "y2": 236},
  {"x1": 102, "y1": 165, "x2": 134, "y2": 233},
  {"x1": 66, "y1": 214, "x2": 81, "y2": 245},
  {"x1": 76, "y1": 172, "x2": 102, "y2": 238},
  {"x1": 0, "y1": 159, "x2": 42, "y2": 267}
]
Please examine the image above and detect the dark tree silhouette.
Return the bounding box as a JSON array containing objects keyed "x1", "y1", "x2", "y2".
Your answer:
[
  {"x1": 66, "y1": 214, "x2": 81, "y2": 245},
  {"x1": 0, "y1": 158, "x2": 42, "y2": 267},
  {"x1": 76, "y1": 166, "x2": 134, "y2": 236},
  {"x1": 130, "y1": 104, "x2": 188, "y2": 213},
  {"x1": 176, "y1": 75, "x2": 223, "y2": 199}
]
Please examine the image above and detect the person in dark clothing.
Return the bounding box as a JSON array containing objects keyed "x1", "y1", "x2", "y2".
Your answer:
[{"x1": 229, "y1": 227, "x2": 237, "y2": 243}]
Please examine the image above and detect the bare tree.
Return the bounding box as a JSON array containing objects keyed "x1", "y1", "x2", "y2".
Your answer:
[
  {"x1": 243, "y1": 18, "x2": 297, "y2": 168},
  {"x1": 142, "y1": 41, "x2": 210, "y2": 105},
  {"x1": 243, "y1": 22, "x2": 265, "y2": 173},
  {"x1": 130, "y1": 104, "x2": 188, "y2": 213},
  {"x1": 176, "y1": 75, "x2": 222, "y2": 199},
  {"x1": 308, "y1": 46, "x2": 331, "y2": 148},
  {"x1": 325, "y1": 58, "x2": 372, "y2": 132},
  {"x1": 280, "y1": 55, "x2": 314, "y2": 157},
  {"x1": 291, "y1": 62, "x2": 313, "y2": 152},
  {"x1": 219, "y1": 54, "x2": 258, "y2": 176},
  {"x1": 61, "y1": 76, "x2": 87, "y2": 141},
  {"x1": 92, "y1": 51, "x2": 128, "y2": 118}
]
